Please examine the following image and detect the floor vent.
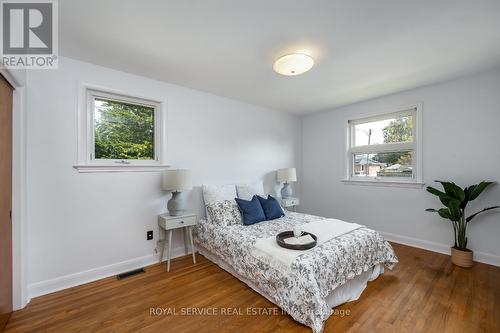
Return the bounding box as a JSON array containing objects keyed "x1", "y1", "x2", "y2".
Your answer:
[{"x1": 117, "y1": 268, "x2": 146, "y2": 280}]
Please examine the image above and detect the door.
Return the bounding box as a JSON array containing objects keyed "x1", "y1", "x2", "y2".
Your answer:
[{"x1": 0, "y1": 74, "x2": 13, "y2": 332}]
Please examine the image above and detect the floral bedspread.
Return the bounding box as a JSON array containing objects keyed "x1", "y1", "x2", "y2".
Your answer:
[{"x1": 194, "y1": 212, "x2": 398, "y2": 333}]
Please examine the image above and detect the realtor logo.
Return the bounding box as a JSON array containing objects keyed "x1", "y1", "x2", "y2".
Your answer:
[{"x1": 1, "y1": 0, "x2": 58, "y2": 68}]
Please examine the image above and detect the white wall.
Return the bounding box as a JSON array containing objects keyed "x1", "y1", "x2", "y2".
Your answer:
[
  {"x1": 301, "y1": 68, "x2": 500, "y2": 264},
  {"x1": 25, "y1": 57, "x2": 301, "y2": 297}
]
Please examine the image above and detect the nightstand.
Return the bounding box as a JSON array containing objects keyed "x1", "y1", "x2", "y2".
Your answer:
[
  {"x1": 281, "y1": 197, "x2": 300, "y2": 212},
  {"x1": 158, "y1": 212, "x2": 197, "y2": 272}
]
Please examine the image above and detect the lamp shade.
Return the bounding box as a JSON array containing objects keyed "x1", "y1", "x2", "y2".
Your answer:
[
  {"x1": 277, "y1": 168, "x2": 297, "y2": 183},
  {"x1": 162, "y1": 169, "x2": 193, "y2": 191}
]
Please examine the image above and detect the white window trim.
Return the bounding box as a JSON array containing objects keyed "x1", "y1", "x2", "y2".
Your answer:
[
  {"x1": 343, "y1": 103, "x2": 424, "y2": 188},
  {"x1": 74, "y1": 83, "x2": 170, "y2": 173}
]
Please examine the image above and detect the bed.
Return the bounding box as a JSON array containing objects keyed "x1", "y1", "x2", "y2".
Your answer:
[{"x1": 194, "y1": 200, "x2": 398, "y2": 333}]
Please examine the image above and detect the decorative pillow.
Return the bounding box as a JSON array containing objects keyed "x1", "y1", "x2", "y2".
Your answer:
[
  {"x1": 257, "y1": 195, "x2": 285, "y2": 220},
  {"x1": 206, "y1": 200, "x2": 242, "y2": 226},
  {"x1": 202, "y1": 184, "x2": 237, "y2": 222},
  {"x1": 236, "y1": 181, "x2": 265, "y2": 200},
  {"x1": 235, "y1": 195, "x2": 267, "y2": 225}
]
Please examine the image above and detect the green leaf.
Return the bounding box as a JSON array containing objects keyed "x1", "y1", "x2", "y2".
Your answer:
[
  {"x1": 437, "y1": 208, "x2": 452, "y2": 220},
  {"x1": 435, "y1": 180, "x2": 465, "y2": 201},
  {"x1": 466, "y1": 206, "x2": 500, "y2": 222},
  {"x1": 462, "y1": 186, "x2": 473, "y2": 208},
  {"x1": 425, "y1": 208, "x2": 438, "y2": 212},
  {"x1": 463, "y1": 185, "x2": 473, "y2": 199},
  {"x1": 468, "y1": 181, "x2": 495, "y2": 201},
  {"x1": 447, "y1": 199, "x2": 462, "y2": 221},
  {"x1": 426, "y1": 186, "x2": 446, "y2": 197},
  {"x1": 426, "y1": 186, "x2": 456, "y2": 206}
]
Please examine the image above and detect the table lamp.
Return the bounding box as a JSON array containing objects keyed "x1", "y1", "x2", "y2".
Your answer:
[
  {"x1": 162, "y1": 169, "x2": 193, "y2": 216},
  {"x1": 277, "y1": 168, "x2": 297, "y2": 198}
]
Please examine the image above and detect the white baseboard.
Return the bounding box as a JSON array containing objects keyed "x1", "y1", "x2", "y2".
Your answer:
[
  {"x1": 380, "y1": 231, "x2": 500, "y2": 267},
  {"x1": 27, "y1": 232, "x2": 500, "y2": 303},
  {"x1": 27, "y1": 246, "x2": 187, "y2": 300}
]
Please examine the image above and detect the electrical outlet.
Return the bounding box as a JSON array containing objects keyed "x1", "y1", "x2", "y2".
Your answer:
[{"x1": 147, "y1": 230, "x2": 153, "y2": 240}]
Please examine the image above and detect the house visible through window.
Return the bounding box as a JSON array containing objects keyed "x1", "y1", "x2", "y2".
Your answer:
[{"x1": 346, "y1": 106, "x2": 421, "y2": 184}]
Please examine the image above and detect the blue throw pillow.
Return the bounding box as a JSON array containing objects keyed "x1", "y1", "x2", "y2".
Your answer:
[
  {"x1": 257, "y1": 195, "x2": 285, "y2": 220},
  {"x1": 235, "y1": 195, "x2": 266, "y2": 225}
]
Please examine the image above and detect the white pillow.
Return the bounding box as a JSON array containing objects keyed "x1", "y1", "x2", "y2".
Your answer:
[
  {"x1": 202, "y1": 184, "x2": 237, "y2": 205},
  {"x1": 236, "y1": 181, "x2": 265, "y2": 200}
]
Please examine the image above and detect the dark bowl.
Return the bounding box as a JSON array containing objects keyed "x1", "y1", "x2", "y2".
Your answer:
[{"x1": 276, "y1": 231, "x2": 317, "y2": 250}]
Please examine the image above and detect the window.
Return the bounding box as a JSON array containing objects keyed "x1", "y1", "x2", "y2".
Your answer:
[
  {"x1": 345, "y1": 104, "x2": 422, "y2": 187},
  {"x1": 75, "y1": 85, "x2": 168, "y2": 172}
]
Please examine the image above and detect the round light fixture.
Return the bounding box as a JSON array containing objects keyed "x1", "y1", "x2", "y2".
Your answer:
[{"x1": 273, "y1": 53, "x2": 314, "y2": 76}]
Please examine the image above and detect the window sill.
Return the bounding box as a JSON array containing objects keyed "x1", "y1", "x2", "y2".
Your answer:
[
  {"x1": 342, "y1": 179, "x2": 425, "y2": 189},
  {"x1": 73, "y1": 164, "x2": 171, "y2": 173}
]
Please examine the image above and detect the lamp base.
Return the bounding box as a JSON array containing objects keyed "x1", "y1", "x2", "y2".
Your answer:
[
  {"x1": 167, "y1": 191, "x2": 186, "y2": 216},
  {"x1": 281, "y1": 183, "x2": 293, "y2": 198}
]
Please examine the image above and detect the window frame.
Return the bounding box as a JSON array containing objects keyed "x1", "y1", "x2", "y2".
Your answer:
[
  {"x1": 75, "y1": 83, "x2": 170, "y2": 173},
  {"x1": 343, "y1": 103, "x2": 424, "y2": 188}
]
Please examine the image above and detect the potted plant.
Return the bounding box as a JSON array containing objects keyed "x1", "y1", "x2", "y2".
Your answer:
[{"x1": 426, "y1": 181, "x2": 499, "y2": 268}]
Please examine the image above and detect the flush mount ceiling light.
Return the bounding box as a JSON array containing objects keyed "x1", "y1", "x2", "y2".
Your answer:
[{"x1": 273, "y1": 53, "x2": 314, "y2": 76}]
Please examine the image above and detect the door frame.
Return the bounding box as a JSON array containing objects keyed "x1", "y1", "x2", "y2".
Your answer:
[{"x1": 0, "y1": 69, "x2": 28, "y2": 310}]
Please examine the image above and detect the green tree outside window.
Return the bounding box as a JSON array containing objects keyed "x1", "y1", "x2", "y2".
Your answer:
[{"x1": 94, "y1": 98, "x2": 155, "y2": 160}]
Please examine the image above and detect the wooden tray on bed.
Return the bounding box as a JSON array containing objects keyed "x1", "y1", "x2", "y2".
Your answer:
[{"x1": 276, "y1": 231, "x2": 317, "y2": 250}]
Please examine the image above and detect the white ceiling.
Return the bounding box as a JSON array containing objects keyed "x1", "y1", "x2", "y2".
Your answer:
[{"x1": 60, "y1": 0, "x2": 500, "y2": 114}]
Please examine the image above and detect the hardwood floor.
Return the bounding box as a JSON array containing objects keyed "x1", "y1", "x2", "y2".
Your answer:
[{"x1": 5, "y1": 243, "x2": 500, "y2": 333}]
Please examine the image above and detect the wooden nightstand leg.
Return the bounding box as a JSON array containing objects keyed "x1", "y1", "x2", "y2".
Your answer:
[
  {"x1": 167, "y1": 230, "x2": 173, "y2": 272},
  {"x1": 159, "y1": 228, "x2": 166, "y2": 262},
  {"x1": 182, "y1": 227, "x2": 189, "y2": 254},
  {"x1": 188, "y1": 226, "x2": 196, "y2": 264}
]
